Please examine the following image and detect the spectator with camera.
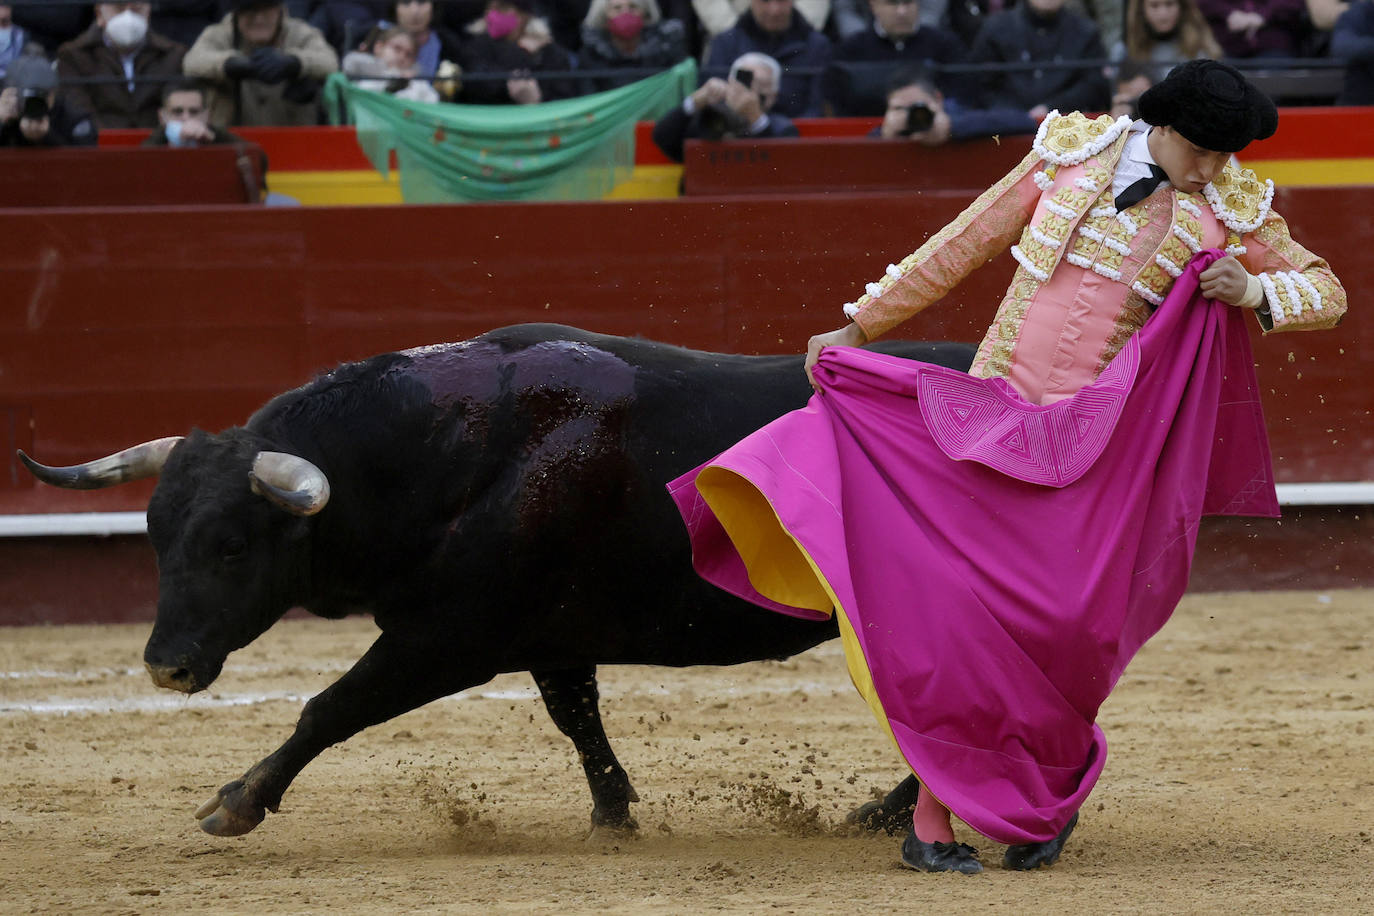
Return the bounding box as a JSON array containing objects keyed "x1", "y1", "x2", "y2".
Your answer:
[
  {"x1": 968, "y1": 0, "x2": 1111, "y2": 120},
  {"x1": 0, "y1": 51, "x2": 97, "y2": 146},
  {"x1": 184, "y1": 0, "x2": 339, "y2": 126},
  {"x1": 825, "y1": 0, "x2": 967, "y2": 116},
  {"x1": 55, "y1": 3, "x2": 186, "y2": 130},
  {"x1": 704, "y1": 0, "x2": 832, "y2": 117},
  {"x1": 651, "y1": 50, "x2": 798, "y2": 160},
  {"x1": 872, "y1": 65, "x2": 1035, "y2": 143}
]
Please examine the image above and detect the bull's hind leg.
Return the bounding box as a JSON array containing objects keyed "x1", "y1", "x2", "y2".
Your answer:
[
  {"x1": 532, "y1": 667, "x2": 639, "y2": 832},
  {"x1": 847, "y1": 774, "x2": 920, "y2": 834},
  {"x1": 194, "y1": 631, "x2": 494, "y2": 837}
]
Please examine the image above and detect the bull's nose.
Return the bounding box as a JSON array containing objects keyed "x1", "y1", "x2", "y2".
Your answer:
[{"x1": 145, "y1": 662, "x2": 199, "y2": 694}]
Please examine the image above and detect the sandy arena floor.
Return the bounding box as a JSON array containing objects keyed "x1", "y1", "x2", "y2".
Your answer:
[{"x1": 1, "y1": 589, "x2": 1371, "y2": 914}]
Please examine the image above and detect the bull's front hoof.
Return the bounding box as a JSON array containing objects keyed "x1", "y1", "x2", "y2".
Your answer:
[
  {"x1": 1002, "y1": 812, "x2": 1078, "y2": 870},
  {"x1": 194, "y1": 783, "x2": 267, "y2": 837}
]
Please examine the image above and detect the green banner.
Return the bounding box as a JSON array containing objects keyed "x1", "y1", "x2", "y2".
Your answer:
[{"x1": 325, "y1": 60, "x2": 695, "y2": 203}]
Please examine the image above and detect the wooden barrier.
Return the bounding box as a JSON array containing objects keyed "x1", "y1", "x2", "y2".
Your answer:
[
  {"x1": 0, "y1": 144, "x2": 267, "y2": 207},
  {"x1": 682, "y1": 135, "x2": 1031, "y2": 196}
]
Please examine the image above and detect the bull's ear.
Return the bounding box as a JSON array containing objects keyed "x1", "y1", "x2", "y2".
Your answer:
[
  {"x1": 249, "y1": 451, "x2": 331, "y2": 517},
  {"x1": 18, "y1": 436, "x2": 183, "y2": 489}
]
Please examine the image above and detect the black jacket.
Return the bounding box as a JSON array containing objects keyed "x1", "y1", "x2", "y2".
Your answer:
[
  {"x1": 826, "y1": 24, "x2": 969, "y2": 115},
  {"x1": 0, "y1": 98, "x2": 98, "y2": 147},
  {"x1": 650, "y1": 100, "x2": 799, "y2": 162},
  {"x1": 968, "y1": 5, "x2": 1110, "y2": 113},
  {"x1": 578, "y1": 20, "x2": 688, "y2": 92},
  {"x1": 456, "y1": 34, "x2": 583, "y2": 104}
]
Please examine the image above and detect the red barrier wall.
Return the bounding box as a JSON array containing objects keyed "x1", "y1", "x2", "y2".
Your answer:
[
  {"x1": 0, "y1": 145, "x2": 267, "y2": 207},
  {"x1": 681, "y1": 136, "x2": 1028, "y2": 195}
]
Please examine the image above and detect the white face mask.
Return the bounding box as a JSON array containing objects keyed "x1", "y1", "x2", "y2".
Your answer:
[
  {"x1": 104, "y1": 9, "x2": 148, "y2": 50},
  {"x1": 165, "y1": 119, "x2": 189, "y2": 147},
  {"x1": 0, "y1": 28, "x2": 14, "y2": 53}
]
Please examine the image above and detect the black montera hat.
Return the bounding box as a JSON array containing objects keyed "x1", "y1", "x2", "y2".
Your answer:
[{"x1": 1137, "y1": 59, "x2": 1278, "y2": 153}]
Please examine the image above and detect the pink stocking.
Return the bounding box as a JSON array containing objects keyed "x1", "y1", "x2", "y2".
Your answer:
[{"x1": 912, "y1": 783, "x2": 955, "y2": 843}]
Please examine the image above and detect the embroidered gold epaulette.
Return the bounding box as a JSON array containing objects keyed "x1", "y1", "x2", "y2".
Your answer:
[
  {"x1": 1203, "y1": 162, "x2": 1274, "y2": 234},
  {"x1": 1032, "y1": 110, "x2": 1133, "y2": 166}
]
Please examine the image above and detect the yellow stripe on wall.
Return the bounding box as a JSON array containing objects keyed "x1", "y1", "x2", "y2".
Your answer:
[
  {"x1": 604, "y1": 165, "x2": 684, "y2": 200},
  {"x1": 1246, "y1": 157, "x2": 1374, "y2": 187},
  {"x1": 268, "y1": 165, "x2": 686, "y2": 206},
  {"x1": 266, "y1": 170, "x2": 403, "y2": 206},
  {"x1": 266, "y1": 158, "x2": 1372, "y2": 206}
]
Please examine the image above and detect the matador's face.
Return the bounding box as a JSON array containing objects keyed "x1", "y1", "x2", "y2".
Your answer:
[{"x1": 1149, "y1": 126, "x2": 1232, "y2": 195}]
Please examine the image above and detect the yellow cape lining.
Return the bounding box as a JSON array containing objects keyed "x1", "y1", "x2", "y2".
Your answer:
[{"x1": 695, "y1": 466, "x2": 905, "y2": 765}]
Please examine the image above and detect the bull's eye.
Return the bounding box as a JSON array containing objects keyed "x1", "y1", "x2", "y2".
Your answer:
[{"x1": 220, "y1": 536, "x2": 248, "y2": 561}]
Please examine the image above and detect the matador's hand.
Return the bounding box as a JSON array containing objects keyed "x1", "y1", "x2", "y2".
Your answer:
[
  {"x1": 1198, "y1": 256, "x2": 1252, "y2": 306},
  {"x1": 805, "y1": 323, "x2": 867, "y2": 390}
]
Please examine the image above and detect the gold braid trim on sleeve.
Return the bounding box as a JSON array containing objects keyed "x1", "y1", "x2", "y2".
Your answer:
[
  {"x1": 847, "y1": 148, "x2": 1044, "y2": 340},
  {"x1": 1243, "y1": 209, "x2": 1346, "y2": 332}
]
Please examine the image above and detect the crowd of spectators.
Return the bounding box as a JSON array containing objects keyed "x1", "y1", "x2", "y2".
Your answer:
[{"x1": 0, "y1": 0, "x2": 1369, "y2": 150}]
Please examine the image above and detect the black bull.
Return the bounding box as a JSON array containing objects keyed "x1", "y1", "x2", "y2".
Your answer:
[{"x1": 21, "y1": 324, "x2": 974, "y2": 838}]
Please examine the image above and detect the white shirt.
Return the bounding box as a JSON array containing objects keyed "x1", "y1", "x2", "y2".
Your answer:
[
  {"x1": 102, "y1": 34, "x2": 140, "y2": 92},
  {"x1": 1112, "y1": 120, "x2": 1170, "y2": 201}
]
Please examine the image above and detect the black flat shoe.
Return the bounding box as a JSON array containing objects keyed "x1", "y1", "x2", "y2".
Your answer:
[
  {"x1": 899, "y1": 831, "x2": 984, "y2": 874},
  {"x1": 1002, "y1": 812, "x2": 1079, "y2": 871}
]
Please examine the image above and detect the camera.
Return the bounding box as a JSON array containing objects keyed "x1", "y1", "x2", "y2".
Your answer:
[
  {"x1": 900, "y1": 102, "x2": 935, "y2": 136},
  {"x1": 698, "y1": 101, "x2": 751, "y2": 140},
  {"x1": 20, "y1": 89, "x2": 50, "y2": 120},
  {"x1": 735, "y1": 68, "x2": 753, "y2": 89}
]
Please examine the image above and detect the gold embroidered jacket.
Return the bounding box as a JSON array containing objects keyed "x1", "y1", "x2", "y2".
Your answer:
[{"x1": 844, "y1": 111, "x2": 1347, "y2": 397}]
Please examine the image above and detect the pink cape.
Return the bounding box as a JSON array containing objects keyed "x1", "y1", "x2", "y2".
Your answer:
[{"x1": 668, "y1": 250, "x2": 1279, "y2": 844}]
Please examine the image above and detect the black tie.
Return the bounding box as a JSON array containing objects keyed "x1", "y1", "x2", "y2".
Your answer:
[{"x1": 1114, "y1": 164, "x2": 1169, "y2": 212}]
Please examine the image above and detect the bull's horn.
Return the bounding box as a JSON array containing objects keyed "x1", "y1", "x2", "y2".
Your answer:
[
  {"x1": 17, "y1": 437, "x2": 184, "y2": 489},
  {"x1": 249, "y1": 451, "x2": 330, "y2": 517}
]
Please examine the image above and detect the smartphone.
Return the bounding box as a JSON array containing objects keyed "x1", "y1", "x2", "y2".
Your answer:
[{"x1": 735, "y1": 69, "x2": 753, "y2": 89}]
